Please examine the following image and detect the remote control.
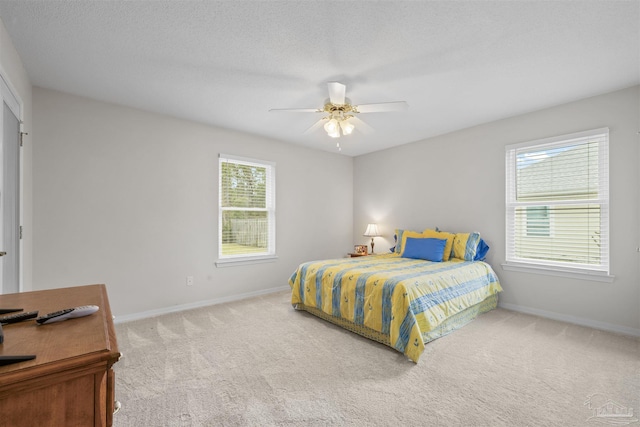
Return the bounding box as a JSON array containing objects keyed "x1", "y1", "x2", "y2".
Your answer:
[
  {"x1": 0, "y1": 355, "x2": 36, "y2": 365},
  {"x1": 0, "y1": 310, "x2": 39, "y2": 325},
  {"x1": 36, "y1": 305, "x2": 99, "y2": 325},
  {"x1": 0, "y1": 308, "x2": 23, "y2": 315}
]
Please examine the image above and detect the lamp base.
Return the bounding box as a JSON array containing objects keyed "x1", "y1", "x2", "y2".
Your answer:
[{"x1": 370, "y1": 238, "x2": 375, "y2": 254}]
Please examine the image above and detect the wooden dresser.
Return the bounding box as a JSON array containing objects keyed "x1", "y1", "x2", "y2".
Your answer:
[{"x1": 0, "y1": 284, "x2": 120, "y2": 427}]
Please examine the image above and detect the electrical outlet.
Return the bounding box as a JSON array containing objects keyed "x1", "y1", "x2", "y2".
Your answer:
[{"x1": 186, "y1": 276, "x2": 194, "y2": 286}]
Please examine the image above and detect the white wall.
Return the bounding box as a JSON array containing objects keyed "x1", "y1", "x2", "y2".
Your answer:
[
  {"x1": 354, "y1": 86, "x2": 639, "y2": 334},
  {"x1": 0, "y1": 18, "x2": 33, "y2": 291},
  {"x1": 33, "y1": 88, "x2": 353, "y2": 317},
  {"x1": 8, "y1": 11, "x2": 638, "y2": 332}
]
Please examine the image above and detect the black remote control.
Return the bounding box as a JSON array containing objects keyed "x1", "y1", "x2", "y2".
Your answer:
[
  {"x1": 36, "y1": 308, "x2": 73, "y2": 324},
  {"x1": 0, "y1": 308, "x2": 23, "y2": 315},
  {"x1": 0, "y1": 310, "x2": 39, "y2": 325},
  {"x1": 36, "y1": 305, "x2": 99, "y2": 325},
  {"x1": 0, "y1": 355, "x2": 36, "y2": 365}
]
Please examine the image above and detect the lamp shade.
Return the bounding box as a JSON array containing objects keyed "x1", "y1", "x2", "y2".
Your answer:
[
  {"x1": 363, "y1": 223, "x2": 380, "y2": 237},
  {"x1": 340, "y1": 119, "x2": 355, "y2": 135},
  {"x1": 324, "y1": 118, "x2": 339, "y2": 134}
]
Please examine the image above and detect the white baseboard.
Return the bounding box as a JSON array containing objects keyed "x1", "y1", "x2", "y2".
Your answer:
[
  {"x1": 113, "y1": 285, "x2": 290, "y2": 324},
  {"x1": 498, "y1": 302, "x2": 640, "y2": 338}
]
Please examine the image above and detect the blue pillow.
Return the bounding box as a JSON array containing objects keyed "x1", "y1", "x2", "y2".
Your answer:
[
  {"x1": 402, "y1": 237, "x2": 447, "y2": 262},
  {"x1": 474, "y1": 239, "x2": 489, "y2": 261}
]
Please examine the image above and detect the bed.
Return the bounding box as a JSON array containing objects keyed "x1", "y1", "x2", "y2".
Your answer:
[{"x1": 288, "y1": 248, "x2": 502, "y2": 363}]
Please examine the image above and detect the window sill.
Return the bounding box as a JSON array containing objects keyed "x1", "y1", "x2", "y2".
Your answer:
[
  {"x1": 215, "y1": 255, "x2": 278, "y2": 268},
  {"x1": 501, "y1": 262, "x2": 614, "y2": 283}
]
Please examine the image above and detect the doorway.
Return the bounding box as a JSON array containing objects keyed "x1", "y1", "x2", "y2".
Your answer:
[
  {"x1": 1, "y1": 101, "x2": 20, "y2": 293},
  {"x1": 0, "y1": 73, "x2": 21, "y2": 295}
]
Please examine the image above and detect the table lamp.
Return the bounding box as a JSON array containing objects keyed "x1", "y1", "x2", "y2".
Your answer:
[{"x1": 363, "y1": 223, "x2": 380, "y2": 254}]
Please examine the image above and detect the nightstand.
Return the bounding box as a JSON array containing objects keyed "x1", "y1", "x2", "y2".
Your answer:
[{"x1": 348, "y1": 253, "x2": 368, "y2": 257}]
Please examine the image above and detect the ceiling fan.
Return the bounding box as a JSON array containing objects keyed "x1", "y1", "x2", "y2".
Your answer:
[{"x1": 269, "y1": 82, "x2": 408, "y2": 150}]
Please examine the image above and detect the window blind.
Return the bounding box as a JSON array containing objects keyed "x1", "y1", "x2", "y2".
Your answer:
[
  {"x1": 505, "y1": 128, "x2": 609, "y2": 274},
  {"x1": 219, "y1": 154, "x2": 276, "y2": 259}
]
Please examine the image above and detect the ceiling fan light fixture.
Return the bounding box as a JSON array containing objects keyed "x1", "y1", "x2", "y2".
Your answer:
[
  {"x1": 340, "y1": 119, "x2": 355, "y2": 135},
  {"x1": 270, "y1": 82, "x2": 407, "y2": 149},
  {"x1": 324, "y1": 118, "x2": 339, "y2": 134}
]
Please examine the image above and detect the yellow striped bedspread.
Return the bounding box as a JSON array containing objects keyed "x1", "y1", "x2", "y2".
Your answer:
[{"x1": 288, "y1": 253, "x2": 502, "y2": 362}]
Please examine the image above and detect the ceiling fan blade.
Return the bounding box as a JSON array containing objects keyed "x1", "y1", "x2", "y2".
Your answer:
[
  {"x1": 303, "y1": 117, "x2": 327, "y2": 134},
  {"x1": 269, "y1": 108, "x2": 322, "y2": 113},
  {"x1": 349, "y1": 116, "x2": 374, "y2": 134},
  {"x1": 354, "y1": 101, "x2": 408, "y2": 113},
  {"x1": 327, "y1": 82, "x2": 346, "y2": 105}
]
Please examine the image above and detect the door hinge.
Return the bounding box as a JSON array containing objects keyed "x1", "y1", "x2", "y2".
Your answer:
[
  {"x1": 19, "y1": 226, "x2": 22, "y2": 240},
  {"x1": 20, "y1": 132, "x2": 28, "y2": 147}
]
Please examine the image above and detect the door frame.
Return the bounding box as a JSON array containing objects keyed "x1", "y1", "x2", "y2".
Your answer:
[{"x1": 0, "y1": 65, "x2": 24, "y2": 292}]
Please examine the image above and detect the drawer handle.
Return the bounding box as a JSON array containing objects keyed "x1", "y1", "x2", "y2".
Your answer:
[{"x1": 113, "y1": 400, "x2": 122, "y2": 415}]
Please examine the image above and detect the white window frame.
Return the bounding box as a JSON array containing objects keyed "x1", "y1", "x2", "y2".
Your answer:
[
  {"x1": 502, "y1": 128, "x2": 613, "y2": 282},
  {"x1": 215, "y1": 154, "x2": 277, "y2": 267}
]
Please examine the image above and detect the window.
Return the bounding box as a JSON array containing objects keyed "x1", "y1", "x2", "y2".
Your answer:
[
  {"x1": 526, "y1": 206, "x2": 550, "y2": 237},
  {"x1": 505, "y1": 128, "x2": 610, "y2": 279},
  {"x1": 217, "y1": 154, "x2": 276, "y2": 264}
]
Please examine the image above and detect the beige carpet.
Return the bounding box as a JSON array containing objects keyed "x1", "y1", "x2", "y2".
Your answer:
[{"x1": 113, "y1": 290, "x2": 639, "y2": 426}]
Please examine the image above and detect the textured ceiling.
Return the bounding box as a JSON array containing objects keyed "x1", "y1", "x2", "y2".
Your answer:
[{"x1": 0, "y1": 1, "x2": 638, "y2": 156}]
